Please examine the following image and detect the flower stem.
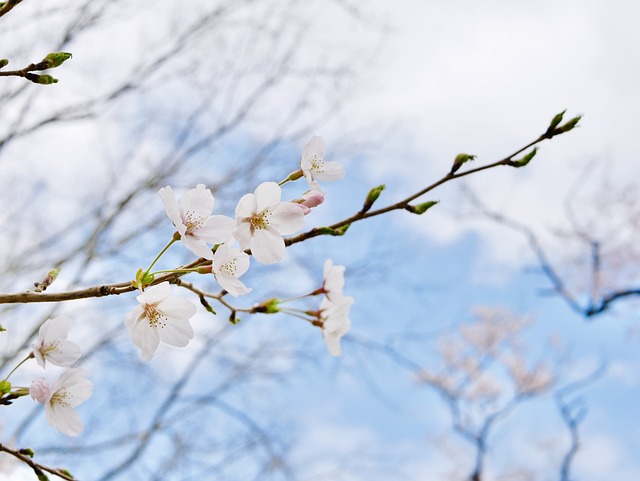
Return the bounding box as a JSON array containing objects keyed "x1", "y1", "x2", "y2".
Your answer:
[
  {"x1": 144, "y1": 237, "x2": 178, "y2": 276},
  {"x1": 3, "y1": 354, "x2": 33, "y2": 382},
  {"x1": 151, "y1": 267, "x2": 201, "y2": 276}
]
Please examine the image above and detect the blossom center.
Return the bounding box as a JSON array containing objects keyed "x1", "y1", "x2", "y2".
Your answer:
[
  {"x1": 309, "y1": 156, "x2": 325, "y2": 173},
  {"x1": 219, "y1": 258, "x2": 238, "y2": 277},
  {"x1": 51, "y1": 389, "x2": 72, "y2": 408},
  {"x1": 144, "y1": 304, "x2": 168, "y2": 329},
  {"x1": 183, "y1": 209, "x2": 205, "y2": 234},
  {"x1": 42, "y1": 339, "x2": 62, "y2": 354},
  {"x1": 248, "y1": 209, "x2": 272, "y2": 233}
]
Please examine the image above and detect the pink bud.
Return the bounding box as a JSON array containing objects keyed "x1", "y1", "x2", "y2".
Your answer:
[
  {"x1": 30, "y1": 378, "x2": 50, "y2": 403},
  {"x1": 301, "y1": 190, "x2": 325, "y2": 209}
]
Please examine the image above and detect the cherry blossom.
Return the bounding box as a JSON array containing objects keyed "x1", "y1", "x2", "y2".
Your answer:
[
  {"x1": 319, "y1": 294, "x2": 354, "y2": 357},
  {"x1": 300, "y1": 136, "x2": 344, "y2": 188},
  {"x1": 322, "y1": 259, "x2": 345, "y2": 301},
  {"x1": 124, "y1": 282, "x2": 197, "y2": 361},
  {"x1": 212, "y1": 244, "x2": 252, "y2": 297},
  {"x1": 31, "y1": 316, "x2": 82, "y2": 368},
  {"x1": 159, "y1": 184, "x2": 235, "y2": 259},
  {"x1": 42, "y1": 369, "x2": 93, "y2": 437},
  {"x1": 233, "y1": 182, "x2": 305, "y2": 264}
]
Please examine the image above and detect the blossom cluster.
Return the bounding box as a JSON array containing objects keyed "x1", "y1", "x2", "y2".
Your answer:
[
  {"x1": 29, "y1": 317, "x2": 92, "y2": 436},
  {"x1": 126, "y1": 136, "x2": 353, "y2": 360}
]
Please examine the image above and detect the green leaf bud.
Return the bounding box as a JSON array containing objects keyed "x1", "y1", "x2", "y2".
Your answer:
[
  {"x1": 406, "y1": 200, "x2": 438, "y2": 215},
  {"x1": 0, "y1": 324, "x2": 5, "y2": 332},
  {"x1": 0, "y1": 380, "x2": 11, "y2": 394},
  {"x1": 513, "y1": 147, "x2": 538, "y2": 167},
  {"x1": 199, "y1": 296, "x2": 216, "y2": 315},
  {"x1": 558, "y1": 115, "x2": 582, "y2": 133},
  {"x1": 334, "y1": 223, "x2": 350, "y2": 236},
  {"x1": 254, "y1": 298, "x2": 281, "y2": 314},
  {"x1": 450, "y1": 153, "x2": 476, "y2": 174},
  {"x1": 0, "y1": 59, "x2": 8, "y2": 69},
  {"x1": 547, "y1": 110, "x2": 566, "y2": 132},
  {"x1": 19, "y1": 448, "x2": 35, "y2": 458},
  {"x1": 39, "y1": 52, "x2": 72, "y2": 69},
  {"x1": 361, "y1": 184, "x2": 385, "y2": 213},
  {"x1": 25, "y1": 73, "x2": 58, "y2": 85},
  {"x1": 132, "y1": 269, "x2": 154, "y2": 290},
  {"x1": 315, "y1": 224, "x2": 350, "y2": 236}
]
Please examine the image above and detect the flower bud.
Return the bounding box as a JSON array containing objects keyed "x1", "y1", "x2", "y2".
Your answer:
[
  {"x1": 301, "y1": 189, "x2": 325, "y2": 209},
  {"x1": 294, "y1": 189, "x2": 326, "y2": 215},
  {"x1": 29, "y1": 378, "x2": 50, "y2": 403}
]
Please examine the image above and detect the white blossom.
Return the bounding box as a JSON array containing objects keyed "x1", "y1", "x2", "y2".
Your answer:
[
  {"x1": 300, "y1": 136, "x2": 344, "y2": 188},
  {"x1": 31, "y1": 316, "x2": 82, "y2": 368},
  {"x1": 233, "y1": 182, "x2": 305, "y2": 264},
  {"x1": 124, "y1": 282, "x2": 196, "y2": 361},
  {"x1": 212, "y1": 244, "x2": 252, "y2": 297},
  {"x1": 42, "y1": 369, "x2": 93, "y2": 437},
  {"x1": 319, "y1": 294, "x2": 354, "y2": 357},
  {"x1": 159, "y1": 184, "x2": 235, "y2": 259},
  {"x1": 322, "y1": 259, "x2": 345, "y2": 301}
]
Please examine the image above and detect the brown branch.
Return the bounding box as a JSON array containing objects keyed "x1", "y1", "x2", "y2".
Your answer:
[
  {"x1": 0, "y1": 443, "x2": 76, "y2": 480},
  {"x1": 287, "y1": 131, "x2": 555, "y2": 247},
  {"x1": 0, "y1": 0, "x2": 22, "y2": 18},
  {"x1": 0, "y1": 123, "x2": 574, "y2": 307}
]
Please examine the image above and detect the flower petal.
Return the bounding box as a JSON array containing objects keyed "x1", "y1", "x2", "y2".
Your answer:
[
  {"x1": 157, "y1": 297, "x2": 197, "y2": 320},
  {"x1": 127, "y1": 313, "x2": 161, "y2": 361},
  {"x1": 323, "y1": 259, "x2": 345, "y2": 300},
  {"x1": 254, "y1": 182, "x2": 281, "y2": 212},
  {"x1": 313, "y1": 160, "x2": 345, "y2": 181},
  {"x1": 159, "y1": 186, "x2": 186, "y2": 236},
  {"x1": 215, "y1": 273, "x2": 252, "y2": 297},
  {"x1": 45, "y1": 403, "x2": 83, "y2": 437},
  {"x1": 45, "y1": 340, "x2": 82, "y2": 368},
  {"x1": 180, "y1": 184, "x2": 214, "y2": 219},
  {"x1": 235, "y1": 193, "x2": 256, "y2": 219},
  {"x1": 300, "y1": 136, "x2": 325, "y2": 173},
  {"x1": 158, "y1": 317, "x2": 194, "y2": 347},
  {"x1": 196, "y1": 215, "x2": 235, "y2": 244},
  {"x1": 271, "y1": 202, "x2": 305, "y2": 235},
  {"x1": 233, "y1": 222, "x2": 253, "y2": 250},
  {"x1": 250, "y1": 227, "x2": 285, "y2": 264},
  {"x1": 136, "y1": 282, "x2": 171, "y2": 305},
  {"x1": 38, "y1": 316, "x2": 73, "y2": 342},
  {"x1": 182, "y1": 235, "x2": 214, "y2": 259}
]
